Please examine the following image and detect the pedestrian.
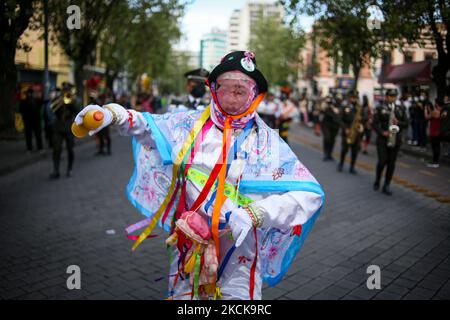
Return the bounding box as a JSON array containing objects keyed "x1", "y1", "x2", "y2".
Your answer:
[
  {"x1": 19, "y1": 88, "x2": 43, "y2": 153},
  {"x1": 373, "y1": 89, "x2": 408, "y2": 195},
  {"x1": 320, "y1": 95, "x2": 340, "y2": 161},
  {"x1": 338, "y1": 90, "x2": 366, "y2": 174},
  {"x1": 425, "y1": 99, "x2": 443, "y2": 168},
  {"x1": 49, "y1": 82, "x2": 80, "y2": 179},
  {"x1": 73, "y1": 50, "x2": 324, "y2": 300}
]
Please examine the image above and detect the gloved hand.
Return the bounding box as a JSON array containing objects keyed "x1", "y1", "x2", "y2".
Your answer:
[
  {"x1": 228, "y1": 208, "x2": 254, "y2": 247},
  {"x1": 74, "y1": 104, "x2": 112, "y2": 136},
  {"x1": 74, "y1": 103, "x2": 127, "y2": 136}
]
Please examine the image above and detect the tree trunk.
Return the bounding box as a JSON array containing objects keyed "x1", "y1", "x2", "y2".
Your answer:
[
  {"x1": 432, "y1": 56, "x2": 449, "y2": 101},
  {"x1": 0, "y1": 45, "x2": 19, "y2": 134},
  {"x1": 352, "y1": 63, "x2": 361, "y2": 92},
  {"x1": 74, "y1": 62, "x2": 85, "y2": 104}
]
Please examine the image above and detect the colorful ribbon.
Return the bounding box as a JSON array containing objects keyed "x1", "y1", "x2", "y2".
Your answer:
[{"x1": 131, "y1": 106, "x2": 211, "y2": 251}]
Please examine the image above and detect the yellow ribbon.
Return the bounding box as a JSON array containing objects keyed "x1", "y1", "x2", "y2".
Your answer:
[{"x1": 132, "y1": 106, "x2": 211, "y2": 251}]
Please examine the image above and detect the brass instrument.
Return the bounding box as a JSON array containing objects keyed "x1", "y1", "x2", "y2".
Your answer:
[
  {"x1": 387, "y1": 104, "x2": 400, "y2": 148},
  {"x1": 346, "y1": 103, "x2": 364, "y2": 145},
  {"x1": 51, "y1": 88, "x2": 76, "y2": 113}
]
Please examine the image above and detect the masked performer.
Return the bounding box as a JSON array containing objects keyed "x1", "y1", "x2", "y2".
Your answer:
[{"x1": 74, "y1": 51, "x2": 324, "y2": 300}]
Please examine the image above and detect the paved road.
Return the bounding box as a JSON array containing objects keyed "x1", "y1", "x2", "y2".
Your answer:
[{"x1": 0, "y1": 124, "x2": 449, "y2": 300}]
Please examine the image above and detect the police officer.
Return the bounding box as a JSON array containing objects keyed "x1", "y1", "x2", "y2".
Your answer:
[
  {"x1": 49, "y1": 82, "x2": 81, "y2": 179},
  {"x1": 373, "y1": 89, "x2": 408, "y2": 195},
  {"x1": 320, "y1": 95, "x2": 340, "y2": 161},
  {"x1": 169, "y1": 68, "x2": 210, "y2": 112},
  {"x1": 338, "y1": 90, "x2": 366, "y2": 174}
]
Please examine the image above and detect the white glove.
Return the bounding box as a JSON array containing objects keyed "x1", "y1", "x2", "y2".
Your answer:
[
  {"x1": 228, "y1": 208, "x2": 254, "y2": 248},
  {"x1": 74, "y1": 103, "x2": 127, "y2": 136}
]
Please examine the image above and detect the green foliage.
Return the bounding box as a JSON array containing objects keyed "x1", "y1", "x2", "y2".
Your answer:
[{"x1": 248, "y1": 12, "x2": 305, "y2": 86}]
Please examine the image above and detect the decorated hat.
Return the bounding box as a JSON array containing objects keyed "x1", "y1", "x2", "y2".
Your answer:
[
  {"x1": 208, "y1": 51, "x2": 268, "y2": 93},
  {"x1": 386, "y1": 88, "x2": 397, "y2": 96},
  {"x1": 184, "y1": 68, "x2": 210, "y2": 81}
]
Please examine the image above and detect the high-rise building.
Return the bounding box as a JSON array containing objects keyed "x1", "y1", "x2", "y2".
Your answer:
[
  {"x1": 227, "y1": 0, "x2": 284, "y2": 52},
  {"x1": 199, "y1": 28, "x2": 227, "y2": 72}
]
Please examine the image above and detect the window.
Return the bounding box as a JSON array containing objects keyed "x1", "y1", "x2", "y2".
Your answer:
[
  {"x1": 424, "y1": 52, "x2": 435, "y2": 61},
  {"x1": 382, "y1": 50, "x2": 392, "y2": 66},
  {"x1": 404, "y1": 51, "x2": 413, "y2": 63}
]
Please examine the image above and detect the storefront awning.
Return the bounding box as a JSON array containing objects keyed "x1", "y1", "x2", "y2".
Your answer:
[{"x1": 381, "y1": 60, "x2": 432, "y2": 84}]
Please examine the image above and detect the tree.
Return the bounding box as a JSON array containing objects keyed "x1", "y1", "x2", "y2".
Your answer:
[
  {"x1": 384, "y1": 0, "x2": 449, "y2": 99},
  {"x1": 248, "y1": 13, "x2": 305, "y2": 87},
  {"x1": 0, "y1": 0, "x2": 38, "y2": 133},
  {"x1": 282, "y1": 0, "x2": 395, "y2": 91},
  {"x1": 100, "y1": 0, "x2": 185, "y2": 88},
  {"x1": 283, "y1": 0, "x2": 449, "y2": 98},
  {"x1": 48, "y1": 0, "x2": 121, "y2": 97}
]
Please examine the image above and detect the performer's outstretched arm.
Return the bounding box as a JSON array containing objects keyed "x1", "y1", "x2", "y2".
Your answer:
[
  {"x1": 249, "y1": 191, "x2": 323, "y2": 229},
  {"x1": 74, "y1": 103, "x2": 155, "y2": 147}
]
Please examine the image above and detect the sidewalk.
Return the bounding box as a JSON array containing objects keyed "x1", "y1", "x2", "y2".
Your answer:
[{"x1": 0, "y1": 132, "x2": 106, "y2": 177}]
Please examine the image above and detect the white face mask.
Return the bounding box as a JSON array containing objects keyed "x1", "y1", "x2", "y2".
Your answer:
[{"x1": 215, "y1": 71, "x2": 257, "y2": 115}]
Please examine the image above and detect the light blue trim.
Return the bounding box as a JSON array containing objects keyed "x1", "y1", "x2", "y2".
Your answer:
[
  {"x1": 239, "y1": 180, "x2": 324, "y2": 197},
  {"x1": 263, "y1": 205, "x2": 324, "y2": 286},
  {"x1": 142, "y1": 112, "x2": 173, "y2": 165},
  {"x1": 125, "y1": 137, "x2": 171, "y2": 233}
]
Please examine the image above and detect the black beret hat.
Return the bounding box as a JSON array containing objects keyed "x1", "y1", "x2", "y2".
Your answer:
[{"x1": 208, "y1": 51, "x2": 268, "y2": 93}]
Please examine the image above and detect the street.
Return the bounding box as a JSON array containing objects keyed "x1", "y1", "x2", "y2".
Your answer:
[{"x1": 0, "y1": 123, "x2": 449, "y2": 300}]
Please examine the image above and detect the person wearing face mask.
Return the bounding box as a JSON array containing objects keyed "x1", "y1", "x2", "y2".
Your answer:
[
  {"x1": 169, "y1": 68, "x2": 210, "y2": 112},
  {"x1": 73, "y1": 51, "x2": 324, "y2": 300},
  {"x1": 372, "y1": 89, "x2": 408, "y2": 195}
]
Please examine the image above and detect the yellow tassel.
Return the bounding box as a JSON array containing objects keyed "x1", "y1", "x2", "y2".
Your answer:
[
  {"x1": 184, "y1": 244, "x2": 200, "y2": 273},
  {"x1": 214, "y1": 287, "x2": 222, "y2": 300}
]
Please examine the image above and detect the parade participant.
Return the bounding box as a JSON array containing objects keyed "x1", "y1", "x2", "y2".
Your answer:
[
  {"x1": 373, "y1": 89, "x2": 408, "y2": 195},
  {"x1": 276, "y1": 89, "x2": 297, "y2": 144},
  {"x1": 49, "y1": 82, "x2": 80, "y2": 179},
  {"x1": 169, "y1": 68, "x2": 210, "y2": 112},
  {"x1": 73, "y1": 51, "x2": 324, "y2": 300},
  {"x1": 338, "y1": 90, "x2": 366, "y2": 174},
  {"x1": 257, "y1": 91, "x2": 279, "y2": 129},
  {"x1": 320, "y1": 95, "x2": 340, "y2": 161},
  {"x1": 20, "y1": 88, "x2": 44, "y2": 153}
]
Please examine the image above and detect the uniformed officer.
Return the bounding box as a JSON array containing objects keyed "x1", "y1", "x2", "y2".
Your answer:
[
  {"x1": 49, "y1": 82, "x2": 81, "y2": 179},
  {"x1": 373, "y1": 89, "x2": 408, "y2": 195},
  {"x1": 169, "y1": 68, "x2": 210, "y2": 112},
  {"x1": 338, "y1": 90, "x2": 366, "y2": 174},
  {"x1": 320, "y1": 95, "x2": 340, "y2": 161}
]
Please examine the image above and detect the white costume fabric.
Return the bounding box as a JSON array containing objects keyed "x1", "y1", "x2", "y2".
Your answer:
[{"x1": 111, "y1": 104, "x2": 324, "y2": 300}]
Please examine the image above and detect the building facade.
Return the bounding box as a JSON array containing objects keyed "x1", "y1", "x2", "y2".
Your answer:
[
  {"x1": 199, "y1": 28, "x2": 227, "y2": 72},
  {"x1": 227, "y1": 0, "x2": 284, "y2": 52},
  {"x1": 298, "y1": 30, "x2": 440, "y2": 105}
]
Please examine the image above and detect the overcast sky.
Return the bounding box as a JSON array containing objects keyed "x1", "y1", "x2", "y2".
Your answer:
[{"x1": 176, "y1": 0, "x2": 314, "y2": 53}]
